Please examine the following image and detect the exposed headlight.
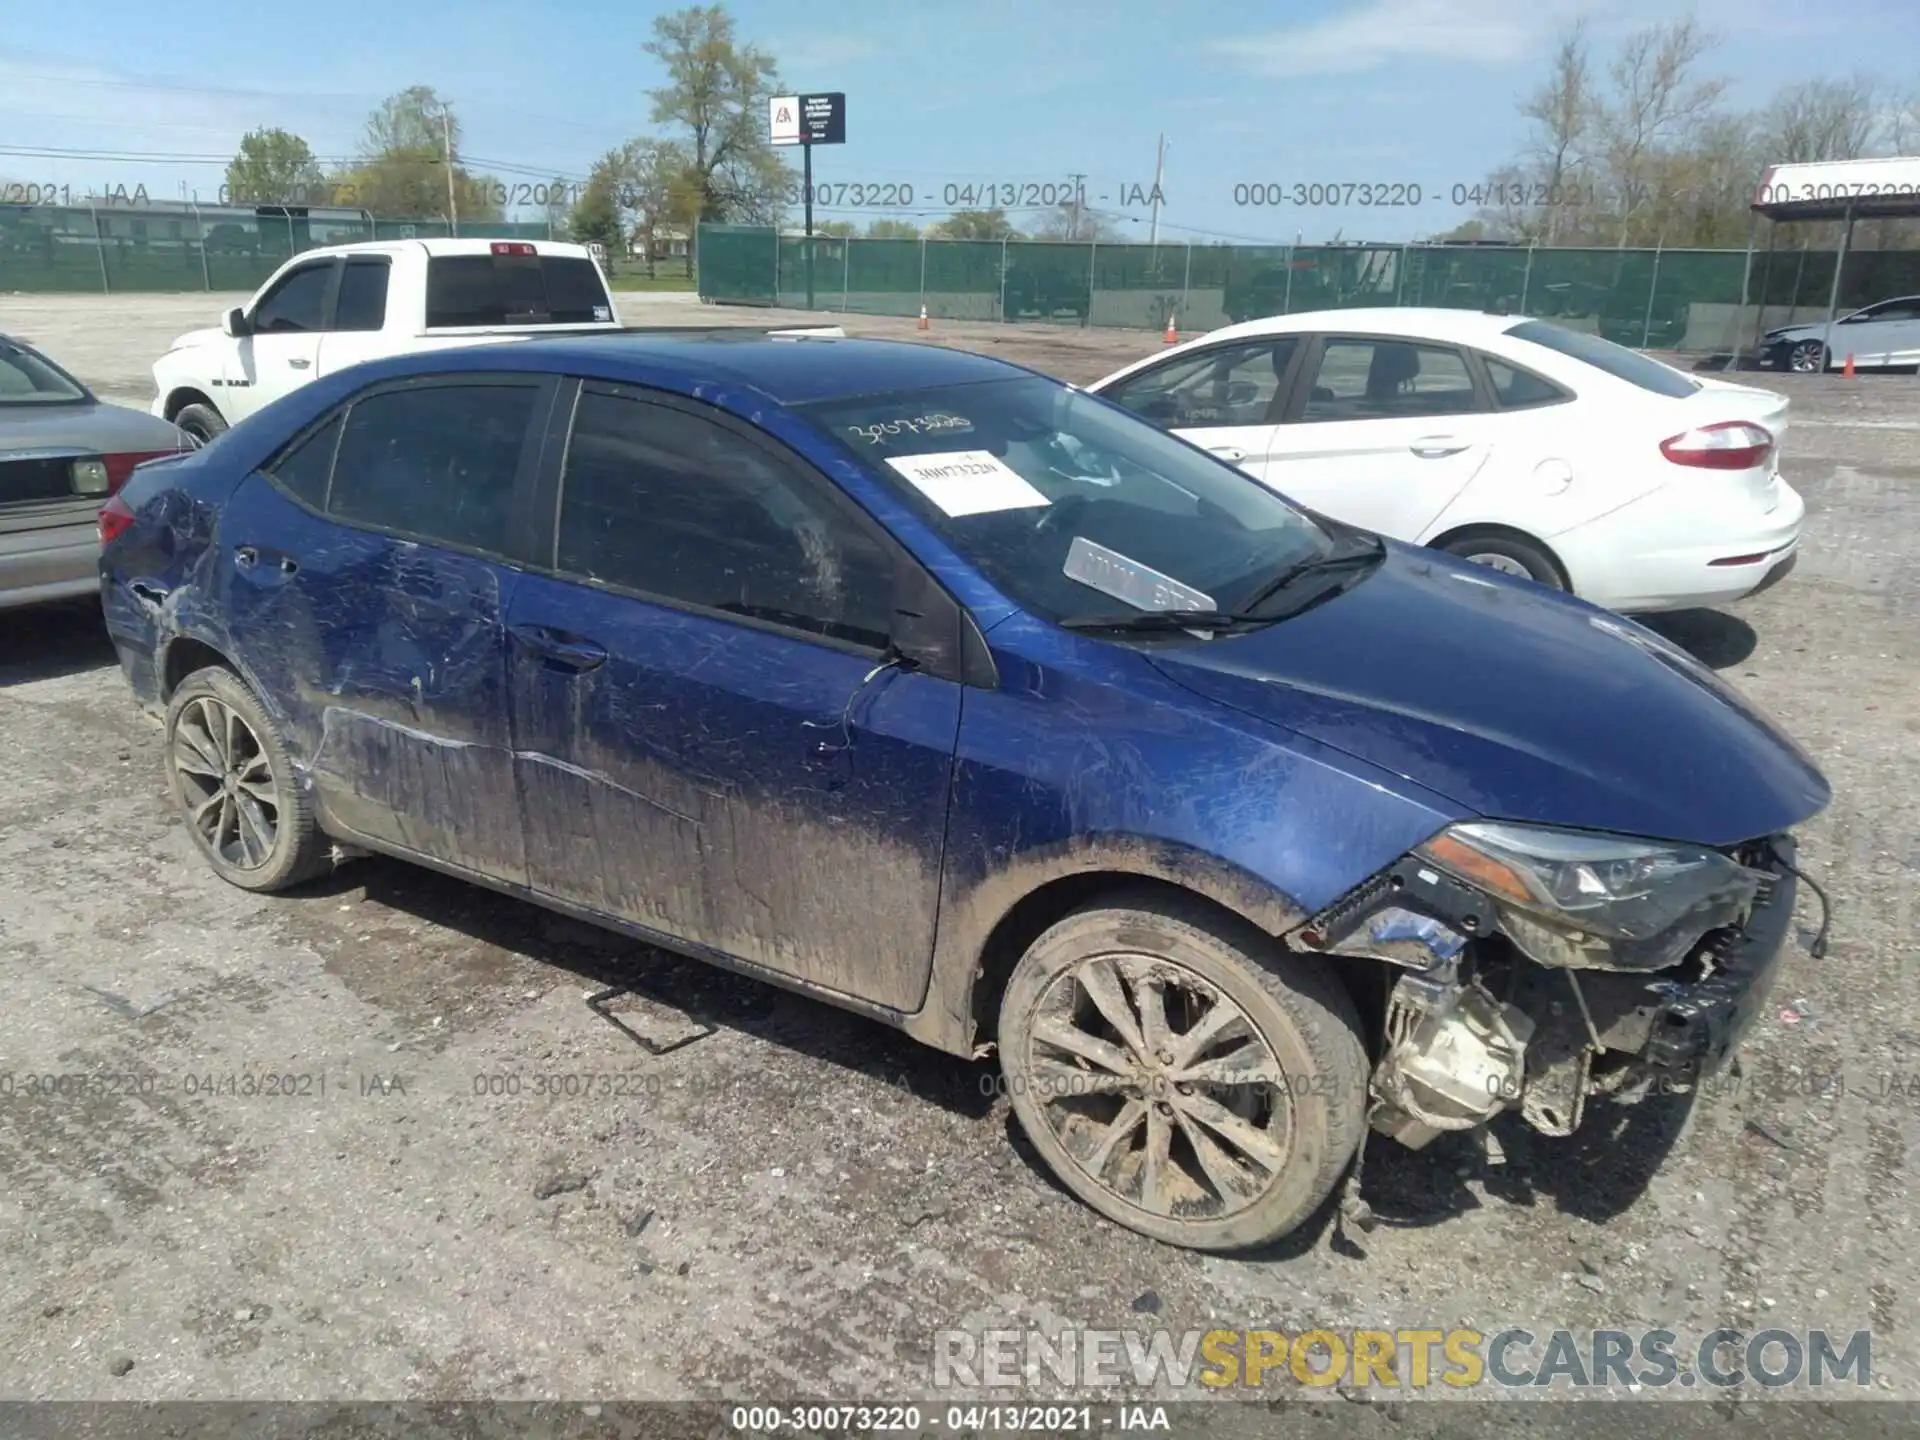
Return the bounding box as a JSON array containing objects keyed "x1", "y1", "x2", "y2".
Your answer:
[{"x1": 1415, "y1": 822, "x2": 1766, "y2": 972}]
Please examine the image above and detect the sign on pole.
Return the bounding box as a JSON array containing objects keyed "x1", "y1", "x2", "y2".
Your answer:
[
  {"x1": 768, "y1": 92, "x2": 847, "y2": 311},
  {"x1": 768, "y1": 93, "x2": 846, "y2": 147}
]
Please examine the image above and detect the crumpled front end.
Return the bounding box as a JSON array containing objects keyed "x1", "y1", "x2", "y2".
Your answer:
[{"x1": 1295, "y1": 830, "x2": 1808, "y2": 1150}]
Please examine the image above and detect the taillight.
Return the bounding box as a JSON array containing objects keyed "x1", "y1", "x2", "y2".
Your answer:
[
  {"x1": 1660, "y1": 420, "x2": 1774, "y2": 470},
  {"x1": 491, "y1": 241, "x2": 537, "y2": 256},
  {"x1": 98, "y1": 494, "x2": 136, "y2": 545},
  {"x1": 70, "y1": 450, "x2": 178, "y2": 497}
]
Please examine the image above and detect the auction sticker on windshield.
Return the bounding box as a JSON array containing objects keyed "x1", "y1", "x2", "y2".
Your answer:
[{"x1": 884, "y1": 450, "x2": 1051, "y2": 518}]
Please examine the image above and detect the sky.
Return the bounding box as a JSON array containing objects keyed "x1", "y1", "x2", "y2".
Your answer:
[{"x1": 3, "y1": 0, "x2": 1915, "y2": 244}]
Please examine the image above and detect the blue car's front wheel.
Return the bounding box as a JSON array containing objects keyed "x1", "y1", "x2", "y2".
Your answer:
[{"x1": 997, "y1": 890, "x2": 1367, "y2": 1252}]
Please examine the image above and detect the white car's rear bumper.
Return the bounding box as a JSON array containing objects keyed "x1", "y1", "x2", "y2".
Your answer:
[{"x1": 1556, "y1": 475, "x2": 1806, "y2": 614}]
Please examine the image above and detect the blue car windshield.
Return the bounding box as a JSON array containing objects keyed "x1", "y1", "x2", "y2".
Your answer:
[{"x1": 800, "y1": 376, "x2": 1328, "y2": 620}]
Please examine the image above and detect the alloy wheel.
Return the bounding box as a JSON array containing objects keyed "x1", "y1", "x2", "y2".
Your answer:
[
  {"x1": 1463, "y1": 551, "x2": 1533, "y2": 578},
  {"x1": 171, "y1": 695, "x2": 281, "y2": 870},
  {"x1": 1020, "y1": 953, "x2": 1296, "y2": 1221}
]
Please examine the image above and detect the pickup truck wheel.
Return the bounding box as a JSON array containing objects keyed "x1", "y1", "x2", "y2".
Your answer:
[
  {"x1": 174, "y1": 403, "x2": 228, "y2": 448},
  {"x1": 997, "y1": 891, "x2": 1367, "y2": 1251}
]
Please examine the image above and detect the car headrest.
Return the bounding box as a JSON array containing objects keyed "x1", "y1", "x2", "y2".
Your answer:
[{"x1": 1366, "y1": 343, "x2": 1421, "y2": 396}]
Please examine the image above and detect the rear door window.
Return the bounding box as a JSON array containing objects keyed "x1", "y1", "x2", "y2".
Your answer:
[
  {"x1": 266, "y1": 414, "x2": 344, "y2": 510},
  {"x1": 1299, "y1": 338, "x2": 1482, "y2": 421},
  {"x1": 1505, "y1": 319, "x2": 1699, "y2": 398},
  {"x1": 327, "y1": 380, "x2": 543, "y2": 557},
  {"x1": 424, "y1": 252, "x2": 612, "y2": 327},
  {"x1": 333, "y1": 258, "x2": 391, "y2": 332}
]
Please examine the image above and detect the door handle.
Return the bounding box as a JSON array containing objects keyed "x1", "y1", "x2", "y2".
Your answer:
[
  {"x1": 1206, "y1": 445, "x2": 1247, "y2": 463},
  {"x1": 1410, "y1": 437, "x2": 1470, "y2": 458},
  {"x1": 288, "y1": 357, "x2": 311, "y2": 370},
  {"x1": 510, "y1": 623, "x2": 608, "y2": 672},
  {"x1": 233, "y1": 544, "x2": 259, "y2": 569}
]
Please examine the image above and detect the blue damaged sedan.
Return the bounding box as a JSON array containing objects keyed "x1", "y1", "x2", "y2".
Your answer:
[{"x1": 98, "y1": 333, "x2": 1831, "y2": 1252}]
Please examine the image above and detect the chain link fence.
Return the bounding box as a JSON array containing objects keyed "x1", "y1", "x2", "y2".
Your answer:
[
  {"x1": 698, "y1": 224, "x2": 1920, "y2": 353},
  {"x1": 0, "y1": 202, "x2": 559, "y2": 296}
]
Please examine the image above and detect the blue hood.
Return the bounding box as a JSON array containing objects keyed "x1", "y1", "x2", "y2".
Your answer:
[{"x1": 1147, "y1": 545, "x2": 1830, "y2": 848}]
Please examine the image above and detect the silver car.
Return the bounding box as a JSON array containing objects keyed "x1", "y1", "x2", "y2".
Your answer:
[
  {"x1": 1762, "y1": 295, "x2": 1920, "y2": 373},
  {"x1": 2, "y1": 335, "x2": 189, "y2": 610}
]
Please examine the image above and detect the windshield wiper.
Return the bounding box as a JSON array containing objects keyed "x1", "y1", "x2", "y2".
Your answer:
[
  {"x1": 1235, "y1": 533, "x2": 1386, "y2": 615},
  {"x1": 1058, "y1": 608, "x2": 1261, "y2": 633}
]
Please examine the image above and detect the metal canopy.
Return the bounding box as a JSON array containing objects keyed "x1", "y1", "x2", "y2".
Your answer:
[
  {"x1": 1751, "y1": 156, "x2": 1920, "y2": 222},
  {"x1": 1732, "y1": 155, "x2": 1920, "y2": 367}
]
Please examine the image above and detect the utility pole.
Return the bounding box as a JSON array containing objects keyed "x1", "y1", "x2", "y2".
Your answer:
[
  {"x1": 441, "y1": 103, "x2": 459, "y2": 236},
  {"x1": 1148, "y1": 134, "x2": 1166, "y2": 248},
  {"x1": 1066, "y1": 171, "x2": 1087, "y2": 240}
]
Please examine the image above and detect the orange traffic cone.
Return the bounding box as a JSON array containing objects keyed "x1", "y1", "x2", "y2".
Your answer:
[
  {"x1": 1842, "y1": 352, "x2": 1855, "y2": 378},
  {"x1": 1163, "y1": 310, "x2": 1178, "y2": 345},
  {"x1": 917, "y1": 304, "x2": 930, "y2": 331}
]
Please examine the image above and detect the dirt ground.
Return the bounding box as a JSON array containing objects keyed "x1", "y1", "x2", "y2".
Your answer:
[{"x1": 1, "y1": 292, "x2": 1917, "y2": 1429}]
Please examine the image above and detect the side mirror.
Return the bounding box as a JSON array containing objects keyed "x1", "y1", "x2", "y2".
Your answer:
[{"x1": 222, "y1": 306, "x2": 253, "y2": 338}]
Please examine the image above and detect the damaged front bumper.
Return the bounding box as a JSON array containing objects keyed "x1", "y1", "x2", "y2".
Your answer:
[{"x1": 1297, "y1": 835, "x2": 1805, "y2": 1149}]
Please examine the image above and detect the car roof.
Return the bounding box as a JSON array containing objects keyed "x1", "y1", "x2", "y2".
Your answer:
[
  {"x1": 342, "y1": 332, "x2": 1035, "y2": 406},
  {"x1": 297, "y1": 238, "x2": 598, "y2": 260},
  {"x1": 1196, "y1": 307, "x2": 1530, "y2": 346}
]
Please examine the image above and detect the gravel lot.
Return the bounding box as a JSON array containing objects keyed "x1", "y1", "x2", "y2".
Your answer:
[{"x1": 2, "y1": 293, "x2": 1916, "y2": 1426}]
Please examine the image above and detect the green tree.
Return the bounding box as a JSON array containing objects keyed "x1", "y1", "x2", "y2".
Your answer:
[
  {"x1": 642, "y1": 4, "x2": 793, "y2": 224},
  {"x1": 328, "y1": 86, "x2": 504, "y2": 222},
  {"x1": 817, "y1": 219, "x2": 857, "y2": 238},
  {"x1": 567, "y1": 140, "x2": 702, "y2": 275},
  {"x1": 932, "y1": 208, "x2": 1020, "y2": 240},
  {"x1": 864, "y1": 218, "x2": 918, "y2": 239},
  {"x1": 225, "y1": 128, "x2": 324, "y2": 205},
  {"x1": 568, "y1": 173, "x2": 624, "y2": 250}
]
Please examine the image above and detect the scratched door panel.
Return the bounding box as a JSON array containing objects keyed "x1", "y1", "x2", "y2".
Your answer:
[
  {"x1": 505, "y1": 572, "x2": 961, "y2": 1013},
  {"x1": 215, "y1": 472, "x2": 528, "y2": 883}
]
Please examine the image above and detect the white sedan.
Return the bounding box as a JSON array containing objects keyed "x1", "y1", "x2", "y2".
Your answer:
[{"x1": 1087, "y1": 308, "x2": 1804, "y2": 614}]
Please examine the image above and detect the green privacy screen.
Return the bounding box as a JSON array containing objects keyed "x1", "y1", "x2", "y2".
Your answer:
[
  {"x1": 0, "y1": 203, "x2": 558, "y2": 296},
  {"x1": 697, "y1": 223, "x2": 1920, "y2": 352},
  {"x1": 8, "y1": 201, "x2": 1918, "y2": 354}
]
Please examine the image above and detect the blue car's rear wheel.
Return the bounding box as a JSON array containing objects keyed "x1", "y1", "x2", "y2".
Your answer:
[
  {"x1": 998, "y1": 891, "x2": 1367, "y2": 1251},
  {"x1": 165, "y1": 666, "x2": 329, "y2": 892}
]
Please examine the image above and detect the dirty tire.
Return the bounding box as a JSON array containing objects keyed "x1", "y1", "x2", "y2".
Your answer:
[
  {"x1": 1787, "y1": 340, "x2": 1828, "y2": 374},
  {"x1": 1438, "y1": 531, "x2": 1566, "y2": 590},
  {"x1": 998, "y1": 890, "x2": 1367, "y2": 1251},
  {"x1": 165, "y1": 666, "x2": 328, "y2": 893},
  {"x1": 173, "y1": 403, "x2": 228, "y2": 448}
]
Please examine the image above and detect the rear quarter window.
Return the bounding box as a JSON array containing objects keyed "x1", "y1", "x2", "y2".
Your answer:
[
  {"x1": 425, "y1": 254, "x2": 612, "y2": 327},
  {"x1": 1483, "y1": 357, "x2": 1572, "y2": 409},
  {"x1": 1505, "y1": 319, "x2": 1699, "y2": 398}
]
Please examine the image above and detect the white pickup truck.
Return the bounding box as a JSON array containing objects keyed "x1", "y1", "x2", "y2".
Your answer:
[{"x1": 150, "y1": 238, "x2": 623, "y2": 444}]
